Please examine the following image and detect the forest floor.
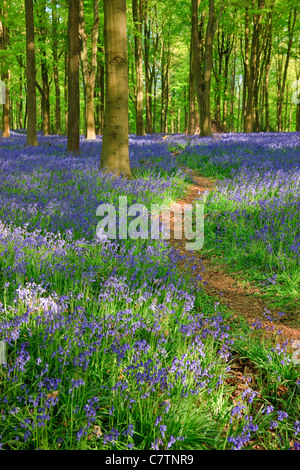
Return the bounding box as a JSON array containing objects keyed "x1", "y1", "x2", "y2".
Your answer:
[{"x1": 168, "y1": 172, "x2": 300, "y2": 354}]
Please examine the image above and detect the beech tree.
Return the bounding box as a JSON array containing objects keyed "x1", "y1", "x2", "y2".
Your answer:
[
  {"x1": 0, "y1": 0, "x2": 10, "y2": 138},
  {"x1": 25, "y1": 0, "x2": 38, "y2": 146},
  {"x1": 67, "y1": 0, "x2": 80, "y2": 153},
  {"x1": 100, "y1": 0, "x2": 132, "y2": 177},
  {"x1": 132, "y1": 0, "x2": 145, "y2": 136},
  {"x1": 192, "y1": 0, "x2": 223, "y2": 137},
  {"x1": 79, "y1": 0, "x2": 99, "y2": 140}
]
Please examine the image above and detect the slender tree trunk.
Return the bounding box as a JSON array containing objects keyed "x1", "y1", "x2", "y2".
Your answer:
[
  {"x1": 2, "y1": 70, "x2": 10, "y2": 138},
  {"x1": 222, "y1": 52, "x2": 229, "y2": 130},
  {"x1": 153, "y1": 69, "x2": 157, "y2": 133},
  {"x1": 200, "y1": 0, "x2": 215, "y2": 137},
  {"x1": 296, "y1": 101, "x2": 300, "y2": 132},
  {"x1": 284, "y1": 84, "x2": 289, "y2": 131},
  {"x1": 277, "y1": 9, "x2": 296, "y2": 133},
  {"x1": 296, "y1": 69, "x2": 300, "y2": 132},
  {"x1": 237, "y1": 80, "x2": 241, "y2": 132},
  {"x1": 265, "y1": 29, "x2": 272, "y2": 132},
  {"x1": 36, "y1": 0, "x2": 51, "y2": 136},
  {"x1": 193, "y1": 0, "x2": 220, "y2": 137},
  {"x1": 67, "y1": 0, "x2": 80, "y2": 152},
  {"x1": 25, "y1": 0, "x2": 38, "y2": 146},
  {"x1": 215, "y1": 30, "x2": 224, "y2": 124},
  {"x1": 64, "y1": 48, "x2": 68, "y2": 134},
  {"x1": 41, "y1": 55, "x2": 50, "y2": 135},
  {"x1": 100, "y1": 0, "x2": 131, "y2": 177},
  {"x1": 95, "y1": 45, "x2": 104, "y2": 135},
  {"x1": 184, "y1": 87, "x2": 188, "y2": 133},
  {"x1": 188, "y1": 9, "x2": 198, "y2": 135},
  {"x1": 245, "y1": 0, "x2": 264, "y2": 133},
  {"x1": 132, "y1": 0, "x2": 145, "y2": 136},
  {"x1": 177, "y1": 107, "x2": 180, "y2": 133},
  {"x1": 144, "y1": 5, "x2": 152, "y2": 134},
  {"x1": 52, "y1": 0, "x2": 61, "y2": 134},
  {"x1": 79, "y1": 0, "x2": 99, "y2": 140},
  {"x1": 19, "y1": 67, "x2": 23, "y2": 128},
  {"x1": 229, "y1": 45, "x2": 236, "y2": 132},
  {"x1": 1, "y1": 0, "x2": 10, "y2": 138},
  {"x1": 163, "y1": 49, "x2": 170, "y2": 133}
]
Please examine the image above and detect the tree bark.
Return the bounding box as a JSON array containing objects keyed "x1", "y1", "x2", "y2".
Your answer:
[
  {"x1": 25, "y1": 0, "x2": 38, "y2": 146},
  {"x1": 296, "y1": 67, "x2": 300, "y2": 132},
  {"x1": 193, "y1": 0, "x2": 220, "y2": 137},
  {"x1": 244, "y1": 0, "x2": 264, "y2": 133},
  {"x1": 144, "y1": 3, "x2": 152, "y2": 134},
  {"x1": 264, "y1": 12, "x2": 272, "y2": 132},
  {"x1": 64, "y1": 47, "x2": 68, "y2": 134},
  {"x1": 41, "y1": 54, "x2": 50, "y2": 135},
  {"x1": 188, "y1": 4, "x2": 201, "y2": 135},
  {"x1": 35, "y1": 0, "x2": 51, "y2": 136},
  {"x1": 95, "y1": 44, "x2": 104, "y2": 135},
  {"x1": 100, "y1": 0, "x2": 132, "y2": 177},
  {"x1": 215, "y1": 30, "x2": 224, "y2": 125},
  {"x1": 296, "y1": 100, "x2": 300, "y2": 132},
  {"x1": 52, "y1": 0, "x2": 61, "y2": 134},
  {"x1": 18, "y1": 65, "x2": 23, "y2": 129},
  {"x1": 132, "y1": 0, "x2": 145, "y2": 136},
  {"x1": 67, "y1": 0, "x2": 80, "y2": 152},
  {"x1": 79, "y1": 0, "x2": 99, "y2": 140},
  {"x1": 277, "y1": 8, "x2": 296, "y2": 132},
  {"x1": 1, "y1": 0, "x2": 10, "y2": 138},
  {"x1": 222, "y1": 34, "x2": 234, "y2": 131}
]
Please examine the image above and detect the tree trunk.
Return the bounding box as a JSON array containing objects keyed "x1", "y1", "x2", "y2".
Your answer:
[
  {"x1": 264, "y1": 15, "x2": 272, "y2": 132},
  {"x1": 64, "y1": 47, "x2": 68, "y2": 134},
  {"x1": 215, "y1": 30, "x2": 224, "y2": 124},
  {"x1": 52, "y1": 0, "x2": 61, "y2": 134},
  {"x1": 1, "y1": 0, "x2": 10, "y2": 138},
  {"x1": 79, "y1": 0, "x2": 99, "y2": 140},
  {"x1": 19, "y1": 68, "x2": 23, "y2": 128},
  {"x1": 41, "y1": 56, "x2": 50, "y2": 135},
  {"x1": 188, "y1": 7, "x2": 199, "y2": 135},
  {"x1": 163, "y1": 49, "x2": 170, "y2": 133},
  {"x1": 229, "y1": 45, "x2": 236, "y2": 132},
  {"x1": 2, "y1": 70, "x2": 10, "y2": 138},
  {"x1": 25, "y1": 0, "x2": 38, "y2": 146},
  {"x1": 95, "y1": 45, "x2": 104, "y2": 135},
  {"x1": 244, "y1": 1, "x2": 264, "y2": 133},
  {"x1": 36, "y1": 0, "x2": 51, "y2": 136},
  {"x1": 67, "y1": 0, "x2": 80, "y2": 152},
  {"x1": 295, "y1": 69, "x2": 300, "y2": 132},
  {"x1": 100, "y1": 0, "x2": 132, "y2": 177},
  {"x1": 222, "y1": 51, "x2": 229, "y2": 130},
  {"x1": 193, "y1": 0, "x2": 219, "y2": 137},
  {"x1": 153, "y1": 70, "x2": 157, "y2": 133},
  {"x1": 277, "y1": 9, "x2": 296, "y2": 133},
  {"x1": 296, "y1": 101, "x2": 300, "y2": 132},
  {"x1": 144, "y1": 6, "x2": 152, "y2": 134},
  {"x1": 199, "y1": 0, "x2": 214, "y2": 137},
  {"x1": 132, "y1": 0, "x2": 145, "y2": 136}
]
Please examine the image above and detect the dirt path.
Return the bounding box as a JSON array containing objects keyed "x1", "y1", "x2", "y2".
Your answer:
[{"x1": 169, "y1": 173, "x2": 300, "y2": 349}]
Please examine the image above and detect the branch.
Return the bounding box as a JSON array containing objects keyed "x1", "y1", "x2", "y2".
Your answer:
[{"x1": 35, "y1": 80, "x2": 43, "y2": 96}]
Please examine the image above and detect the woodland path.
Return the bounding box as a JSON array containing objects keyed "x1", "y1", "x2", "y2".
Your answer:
[{"x1": 168, "y1": 172, "x2": 300, "y2": 351}]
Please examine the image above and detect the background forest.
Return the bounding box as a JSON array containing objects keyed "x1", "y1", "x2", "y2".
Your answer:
[{"x1": 0, "y1": 0, "x2": 299, "y2": 140}]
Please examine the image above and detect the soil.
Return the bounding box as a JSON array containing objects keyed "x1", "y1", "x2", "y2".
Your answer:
[{"x1": 168, "y1": 173, "x2": 300, "y2": 351}]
